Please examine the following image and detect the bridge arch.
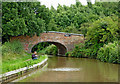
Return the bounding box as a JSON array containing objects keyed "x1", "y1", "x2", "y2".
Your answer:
[
  {"x1": 31, "y1": 41, "x2": 67, "y2": 56},
  {"x1": 10, "y1": 31, "x2": 84, "y2": 56}
]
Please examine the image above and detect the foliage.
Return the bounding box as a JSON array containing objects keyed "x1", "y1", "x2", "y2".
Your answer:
[
  {"x1": 63, "y1": 23, "x2": 78, "y2": 33},
  {"x1": 84, "y1": 16, "x2": 118, "y2": 58},
  {"x1": 2, "y1": 1, "x2": 119, "y2": 65},
  {"x1": 31, "y1": 42, "x2": 52, "y2": 53},
  {"x1": 50, "y1": 1, "x2": 118, "y2": 32},
  {"x1": 79, "y1": 22, "x2": 91, "y2": 37},
  {"x1": 2, "y1": 2, "x2": 49, "y2": 41},
  {"x1": 65, "y1": 52, "x2": 71, "y2": 57},
  {"x1": 66, "y1": 15, "x2": 119, "y2": 63},
  {"x1": 36, "y1": 5, "x2": 51, "y2": 26},
  {"x1": 84, "y1": 43, "x2": 103, "y2": 58},
  {"x1": 65, "y1": 43, "x2": 86, "y2": 58},
  {"x1": 86, "y1": 16, "x2": 118, "y2": 44},
  {"x1": 2, "y1": 41, "x2": 27, "y2": 64},
  {"x1": 94, "y1": 2, "x2": 118, "y2": 16},
  {"x1": 2, "y1": 40, "x2": 24, "y2": 58},
  {"x1": 2, "y1": 2, "x2": 118, "y2": 42},
  {"x1": 2, "y1": 40, "x2": 48, "y2": 73},
  {"x1": 45, "y1": 44, "x2": 58, "y2": 55},
  {"x1": 97, "y1": 41, "x2": 119, "y2": 64},
  {"x1": 32, "y1": 43, "x2": 58, "y2": 55},
  {"x1": 47, "y1": 19, "x2": 57, "y2": 31}
]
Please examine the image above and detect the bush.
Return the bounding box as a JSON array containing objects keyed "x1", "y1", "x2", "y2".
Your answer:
[
  {"x1": 65, "y1": 52, "x2": 72, "y2": 57},
  {"x1": 45, "y1": 44, "x2": 58, "y2": 55},
  {"x1": 2, "y1": 40, "x2": 24, "y2": 61},
  {"x1": 65, "y1": 43, "x2": 86, "y2": 58},
  {"x1": 84, "y1": 42, "x2": 104, "y2": 58},
  {"x1": 86, "y1": 16, "x2": 118, "y2": 44},
  {"x1": 97, "y1": 41, "x2": 119, "y2": 64},
  {"x1": 31, "y1": 42, "x2": 51, "y2": 53},
  {"x1": 2, "y1": 40, "x2": 23, "y2": 55},
  {"x1": 85, "y1": 16, "x2": 118, "y2": 58}
]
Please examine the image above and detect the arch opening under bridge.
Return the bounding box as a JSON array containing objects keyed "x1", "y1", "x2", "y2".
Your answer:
[{"x1": 31, "y1": 41, "x2": 67, "y2": 56}]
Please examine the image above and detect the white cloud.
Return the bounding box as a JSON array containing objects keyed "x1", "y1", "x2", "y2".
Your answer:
[
  {"x1": 38, "y1": 0, "x2": 95, "y2": 9},
  {"x1": 91, "y1": 0, "x2": 95, "y2": 4},
  {"x1": 79, "y1": 0, "x2": 87, "y2": 5}
]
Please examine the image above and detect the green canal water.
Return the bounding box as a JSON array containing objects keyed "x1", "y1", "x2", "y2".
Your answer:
[{"x1": 14, "y1": 56, "x2": 118, "y2": 82}]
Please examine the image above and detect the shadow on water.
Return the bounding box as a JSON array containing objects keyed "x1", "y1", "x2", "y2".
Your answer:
[{"x1": 12, "y1": 56, "x2": 118, "y2": 82}]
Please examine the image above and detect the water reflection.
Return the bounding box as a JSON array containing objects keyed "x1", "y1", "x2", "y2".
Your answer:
[{"x1": 47, "y1": 68, "x2": 81, "y2": 71}]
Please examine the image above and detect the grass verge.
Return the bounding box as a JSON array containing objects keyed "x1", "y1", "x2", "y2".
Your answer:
[{"x1": 2, "y1": 53, "x2": 47, "y2": 74}]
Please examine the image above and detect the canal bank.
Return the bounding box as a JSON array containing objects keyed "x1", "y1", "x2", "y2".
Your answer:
[
  {"x1": 12, "y1": 56, "x2": 118, "y2": 82},
  {"x1": 0, "y1": 57, "x2": 48, "y2": 83}
]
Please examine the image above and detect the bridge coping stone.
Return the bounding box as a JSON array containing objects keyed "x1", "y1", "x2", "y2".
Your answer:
[{"x1": 43, "y1": 31, "x2": 84, "y2": 36}]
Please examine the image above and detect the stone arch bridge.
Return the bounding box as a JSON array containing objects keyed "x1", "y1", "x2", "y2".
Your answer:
[{"x1": 10, "y1": 31, "x2": 84, "y2": 56}]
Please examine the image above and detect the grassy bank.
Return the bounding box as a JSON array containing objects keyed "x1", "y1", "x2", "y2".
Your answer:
[
  {"x1": 2, "y1": 41, "x2": 48, "y2": 74},
  {"x1": 2, "y1": 53, "x2": 47, "y2": 74}
]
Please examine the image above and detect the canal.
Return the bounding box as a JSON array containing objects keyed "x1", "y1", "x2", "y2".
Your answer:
[{"x1": 13, "y1": 56, "x2": 118, "y2": 82}]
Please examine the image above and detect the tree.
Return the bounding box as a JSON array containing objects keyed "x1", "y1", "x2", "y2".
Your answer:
[
  {"x1": 86, "y1": 0, "x2": 92, "y2": 8},
  {"x1": 76, "y1": 0, "x2": 82, "y2": 7},
  {"x1": 79, "y1": 22, "x2": 92, "y2": 36},
  {"x1": 85, "y1": 16, "x2": 118, "y2": 58},
  {"x1": 63, "y1": 23, "x2": 78, "y2": 33},
  {"x1": 2, "y1": 2, "x2": 47, "y2": 41},
  {"x1": 47, "y1": 19, "x2": 57, "y2": 31},
  {"x1": 86, "y1": 16, "x2": 118, "y2": 44},
  {"x1": 36, "y1": 5, "x2": 51, "y2": 26}
]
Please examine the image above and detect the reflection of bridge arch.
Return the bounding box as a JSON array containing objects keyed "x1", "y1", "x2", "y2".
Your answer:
[
  {"x1": 10, "y1": 31, "x2": 84, "y2": 56},
  {"x1": 31, "y1": 41, "x2": 67, "y2": 56}
]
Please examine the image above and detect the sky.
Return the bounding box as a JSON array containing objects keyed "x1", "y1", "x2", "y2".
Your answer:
[{"x1": 38, "y1": 0, "x2": 95, "y2": 9}]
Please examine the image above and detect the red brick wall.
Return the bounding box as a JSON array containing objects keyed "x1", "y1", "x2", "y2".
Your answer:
[{"x1": 10, "y1": 32, "x2": 84, "y2": 55}]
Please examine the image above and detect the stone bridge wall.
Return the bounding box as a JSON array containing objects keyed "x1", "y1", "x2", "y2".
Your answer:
[{"x1": 10, "y1": 31, "x2": 84, "y2": 56}]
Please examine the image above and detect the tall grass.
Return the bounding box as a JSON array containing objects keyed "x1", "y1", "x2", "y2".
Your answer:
[
  {"x1": 2, "y1": 40, "x2": 48, "y2": 73},
  {"x1": 2, "y1": 40, "x2": 24, "y2": 61}
]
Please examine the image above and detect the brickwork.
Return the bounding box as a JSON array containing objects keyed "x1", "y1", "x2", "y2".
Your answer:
[{"x1": 10, "y1": 31, "x2": 84, "y2": 56}]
